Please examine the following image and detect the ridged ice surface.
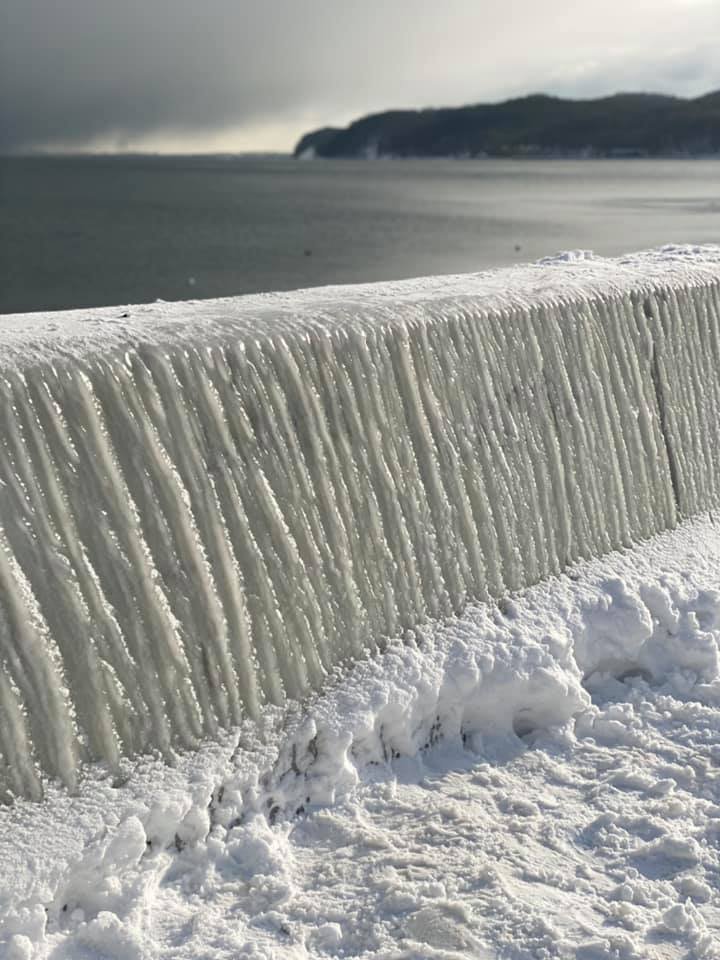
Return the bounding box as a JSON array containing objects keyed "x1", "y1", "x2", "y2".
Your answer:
[{"x1": 2, "y1": 245, "x2": 720, "y2": 799}]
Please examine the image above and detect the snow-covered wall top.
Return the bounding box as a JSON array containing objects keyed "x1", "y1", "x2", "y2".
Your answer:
[
  {"x1": 1, "y1": 245, "x2": 720, "y2": 367},
  {"x1": 2, "y1": 244, "x2": 720, "y2": 800}
]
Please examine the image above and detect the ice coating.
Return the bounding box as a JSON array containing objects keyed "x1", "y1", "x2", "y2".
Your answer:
[{"x1": 1, "y1": 244, "x2": 720, "y2": 799}]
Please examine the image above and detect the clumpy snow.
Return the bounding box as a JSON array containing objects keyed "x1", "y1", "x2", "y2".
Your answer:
[{"x1": 2, "y1": 515, "x2": 720, "y2": 958}]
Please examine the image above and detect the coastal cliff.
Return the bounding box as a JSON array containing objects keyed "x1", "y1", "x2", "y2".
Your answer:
[{"x1": 295, "y1": 91, "x2": 720, "y2": 158}]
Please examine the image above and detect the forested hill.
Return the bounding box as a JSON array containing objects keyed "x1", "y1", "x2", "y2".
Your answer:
[{"x1": 294, "y1": 92, "x2": 720, "y2": 159}]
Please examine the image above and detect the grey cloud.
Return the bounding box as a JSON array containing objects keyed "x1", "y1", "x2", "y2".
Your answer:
[{"x1": 2, "y1": 0, "x2": 719, "y2": 153}]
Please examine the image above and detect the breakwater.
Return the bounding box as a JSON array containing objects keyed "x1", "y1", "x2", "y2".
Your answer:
[{"x1": 2, "y1": 246, "x2": 720, "y2": 799}]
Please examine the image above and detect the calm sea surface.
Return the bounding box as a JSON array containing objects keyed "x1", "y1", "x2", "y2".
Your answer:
[{"x1": 1, "y1": 155, "x2": 718, "y2": 315}]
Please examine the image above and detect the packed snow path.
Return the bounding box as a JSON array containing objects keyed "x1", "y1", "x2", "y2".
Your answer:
[{"x1": 2, "y1": 245, "x2": 720, "y2": 798}]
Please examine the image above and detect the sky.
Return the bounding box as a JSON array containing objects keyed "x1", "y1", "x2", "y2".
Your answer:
[{"x1": 1, "y1": 0, "x2": 719, "y2": 155}]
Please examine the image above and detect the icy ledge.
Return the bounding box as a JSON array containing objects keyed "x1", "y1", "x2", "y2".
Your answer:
[
  {"x1": 1, "y1": 244, "x2": 719, "y2": 365},
  {"x1": 2, "y1": 517, "x2": 720, "y2": 958},
  {"x1": 2, "y1": 244, "x2": 720, "y2": 798}
]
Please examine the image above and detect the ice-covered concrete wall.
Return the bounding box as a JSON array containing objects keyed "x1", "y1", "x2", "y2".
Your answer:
[{"x1": 2, "y1": 246, "x2": 720, "y2": 799}]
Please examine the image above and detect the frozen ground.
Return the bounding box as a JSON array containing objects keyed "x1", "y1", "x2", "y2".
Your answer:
[{"x1": 2, "y1": 516, "x2": 720, "y2": 959}]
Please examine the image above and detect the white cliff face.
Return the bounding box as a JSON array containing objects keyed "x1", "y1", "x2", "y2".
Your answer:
[{"x1": 1, "y1": 245, "x2": 719, "y2": 799}]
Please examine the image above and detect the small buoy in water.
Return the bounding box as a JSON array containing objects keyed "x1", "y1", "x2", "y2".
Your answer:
[
  {"x1": 188, "y1": 276, "x2": 197, "y2": 286},
  {"x1": 304, "y1": 249, "x2": 312, "y2": 257},
  {"x1": 514, "y1": 244, "x2": 522, "y2": 253}
]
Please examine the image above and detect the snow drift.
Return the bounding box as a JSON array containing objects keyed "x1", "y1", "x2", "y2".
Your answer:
[{"x1": 2, "y1": 245, "x2": 720, "y2": 799}]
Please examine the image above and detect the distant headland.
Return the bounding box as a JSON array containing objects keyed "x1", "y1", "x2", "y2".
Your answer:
[{"x1": 294, "y1": 91, "x2": 720, "y2": 159}]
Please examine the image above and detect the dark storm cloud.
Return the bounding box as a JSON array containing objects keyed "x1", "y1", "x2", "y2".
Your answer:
[{"x1": 2, "y1": 0, "x2": 719, "y2": 153}]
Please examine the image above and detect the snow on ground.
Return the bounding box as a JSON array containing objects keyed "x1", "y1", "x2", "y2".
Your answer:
[{"x1": 3, "y1": 515, "x2": 720, "y2": 959}]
